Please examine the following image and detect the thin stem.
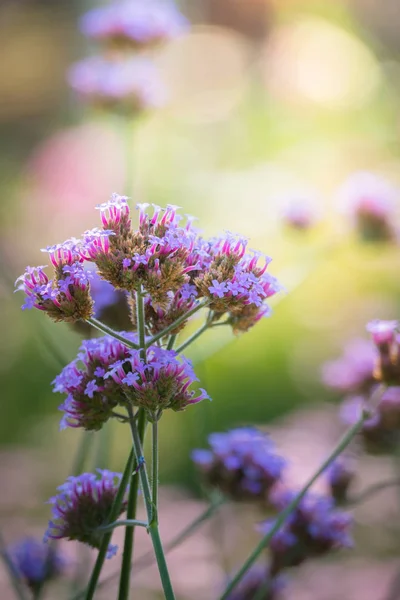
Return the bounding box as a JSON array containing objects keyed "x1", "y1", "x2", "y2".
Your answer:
[
  {"x1": 219, "y1": 411, "x2": 369, "y2": 600},
  {"x1": 97, "y1": 519, "x2": 148, "y2": 533},
  {"x1": 128, "y1": 410, "x2": 176, "y2": 600},
  {"x1": 117, "y1": 409, "x2": 146, "y2": 600},
  {"x1": 84, "y1": 448, "x2": 135, "y2": 600},
  {"x1": 71, "y1": 497, "x2": 225, "y2": 599},
  {"x1": 166, "y1": 334, "x2": 177, "y2": 350},
  {"x1": 86, "y1": 317, "x2": 139, "y2": 350},
  {"x1": 0, "y1": 531, "x2": 29, "y2": 600},
  {"x1": 152, "y1": 420, "x2": 159, "y2": 520},
  {"x1": 135, "y1": 286, "x2": 146, "y2": 361},
  {"x1": 175, "y1": 321, "x2": 210, "y2": 354},
  {"x1": 147, "y1": 300, "x2": 209, "y2": 348},
  {"x1": 346, "y1": 478, "x2": 400, "y2": 507}
]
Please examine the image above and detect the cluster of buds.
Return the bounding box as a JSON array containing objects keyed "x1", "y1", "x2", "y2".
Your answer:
[
  {"x1": 15, "y1": 242, "x2": 94, "y2": 323},
  {"x1": 68, "y1": 0, "x2": 188, "y2": 115},
  {"x1": 129, "y1": 284, "x2": 198, "y2": 336},
  {"x1": 193, "y1": 234, "x2": 280, "y2": 322},
  {"x1": 68, "y1": 56, "x2": 166, "y2": 115},
  {"x1": 80, "y1": 0, "x2": 188, "y2": 50},
  {"x1": 44, "y1": 471, "x2": 128, "y2": 558},
  {"x1": 83, "y1": 198, "x2": 198, "y2": 308},
  {"x1": 367, "y1": 319, "x2": 400, "y2": 385},
  {"x1": 325, "y1": 457, "x2": 356, "y2": 505},
  {"x1": 341, "y1": 388, "x2": 400, "y2": 454},
  {"x1": 54, "y1": 335, "x2": 136, "y2": 430},
  {"x1": 54, "y1": 335, "x2": 209, "y2": 427},
  {"x1": 338, "y1": 172, "x2": 398, "y2": 242},
  {"x1": 17, "y1": 197, "x2": 280, "y2": 336},
  {"x1": 192, "y1": 428, "x2": 286, "y2": 503},
  {"x1": 263, "y1": 490, "x2": 353, "y2": 575},
  {"x1": 322, "y1": 338, "x2": 377, "y2": 396},
  {"x1": 7, "y1": 537, "x2": 65, "y2": 595}
]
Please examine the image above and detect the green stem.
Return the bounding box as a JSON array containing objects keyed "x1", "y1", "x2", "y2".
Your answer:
[
  {"x1": 219, "y1": 412, "x2": 368, "y2": 600},
  {"x1": 128, "y1": 411, "x2": 176, "y2": 600},
  {"x1": 97, "y1": 519, "x2": 148, "y2": 533},
  {"x1": 84, "y1": 448, "x2": 135, "y2": 600},
  {"x1": 117, "y1": 409, "x2": 146, "y2": 600},
  {"x1": 0, "y1": 531, "x2": 29, "y2": 600},
  {"x1": 152, "y1": 420, "x2": 159, "y2": 520},
  {"x1": 71, "y1": 497, "x2": 224, "y2": 599},
  {"x1": 175, "y1": 321, "x2": 210, "y2": 354},
  {"x1": 86, "y1": 317, "x2": 139, "y2": 350},
  {"x1": 147, "y1": 300, "x2": 209, "y2": 348},
  {"x1": 136, "y1": 286, "x2": 146, "y2": 361},
  {"x1": 166, "y1": 334, "x2": 177, "y2": 350}
]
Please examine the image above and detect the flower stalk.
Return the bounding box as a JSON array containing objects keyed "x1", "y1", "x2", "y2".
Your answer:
[{"x1": 219, "y1": 408, "x2": 369, "y2": 599}]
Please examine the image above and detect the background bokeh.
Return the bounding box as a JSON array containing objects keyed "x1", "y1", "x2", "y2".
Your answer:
[{"x1": 1, "y1": 0, "x2": 400, "y2": 598}]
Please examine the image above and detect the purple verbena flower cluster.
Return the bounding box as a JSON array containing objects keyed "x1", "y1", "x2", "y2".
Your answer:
[
  {"x1": 80, "y1": 0, "x2": 188, "y2": 49},
  {"x1": 54, "y1": 335, "x2": 135, "y2": 430},
  {"x1": 338, "y1": 171, "x2": 398, "y2": 242},
  {"x1": 263, "y1": 490, "x2": 353, "y2": 575},
  {"x1": 44, "y1": 471, "x2": 127, "y2": 558},
  {"x1": 367, "y1": 319, "x2": 400, "y2": 385},
  {"x1": 17, "y1": 197, "x2": 280, "y2": 333},
  {"x1": 326, "y1": 456, "x2": 356, "y2": 504},
  {"x1": 55, "y1": 335, "x2": 209, "y2": 427},
  {"x1": 8, "y1": 537, "x2": 65, "y2": 594},
  {"x1": 68, "y1": 56, "x2": 166, "y2": 114},
  {"x1": 192, "y1": 428, "x2": 286, "y2": 502},
  {"x1": 341, "y1": 388, "x2": 400, "y2": 454},
  {"x1": 15, "y1": 241, "x2": 94, "y2": 322},
  {"x1": 322, "y1": 338, "x2": 376, "y2": 396}
]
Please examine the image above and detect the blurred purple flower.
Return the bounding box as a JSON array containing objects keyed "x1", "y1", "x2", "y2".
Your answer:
[
  {"x1": 340, "y1": 389, "x2": 400, "y2": 454},
  {"x1": 322, "y1": 339, "x2": 376, "y2": 395},
  {"x1": 326, "y1": 457, "x2": 356, "y2": 504},
  {"x1": 281, "y1": 196, "x2": 319, "y2": 231},
  {"x1": 8, "y1": 537, "x2": 65, "y2": 593},
  {"x1": 45, "y1": 471, "x2": 127, "y2": 558},
  {"x1": 80, "y1": 0, "x2": 188, "y2": 49},
  {"x1": 192, "y1": 428, "x2": 286, "y2": 502},
  {"x1": 263, "y1": 490, "x2": 353, "y2": 574},
  {"x1": 68, "y1": 56, "x2": 167, "y2": 114},
  {"x1": 338, "y1": 171, "x2": 398, "y2": 242}
]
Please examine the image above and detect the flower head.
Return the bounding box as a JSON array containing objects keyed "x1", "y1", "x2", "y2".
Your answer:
[
  {"x1": 54, "y1": 335, "x2": 135, "y2": 430},
  {"x1": 68, "y1": 56, "x2": 166, "y2": 115},
  {"x1": 341, "y1": 390, "x2": 400, "y2": 454},
  {"x1": 81, "y1": 200, "x2": 199, "y2": 308},
  {"x1": 281, "y1": 195, "x2": 319, "y2": 231},
  {"x1": 8, "y1": 537, "x2": 65, "y2": 593},
  {"x1": 192, "y1": 428, "x2": 286, "y2": 502},
  {"x1": 326, "y1": 457, "x2": 356, "y2": 504},
  {"x1": 80, "y1": 0, "x2": 188, "y2": 49},
  {"x1": 15, "y1": 242, "x2": 94, "y2": 322},
  {"x1": 104, "y1": 345, "x2": 209, "y2": 421},
  {"x1": 367, "y1": 320, "x2": 400, "y2": 385},
  {"x1": 338, "y1": 172, "x2": 398, "y2": 242},
  {"x1": 45, "y1": 471, "x2": 128, "y2": 558},
  {"x1": 193, "y1": 233, "x2": 280, "y2": 324},
  {"x1": 263, "y1": 490, "x2": 353, "y2": 574},
  {"x1": 322, "y1": 339, "x2": 376, "y2": 395}
]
